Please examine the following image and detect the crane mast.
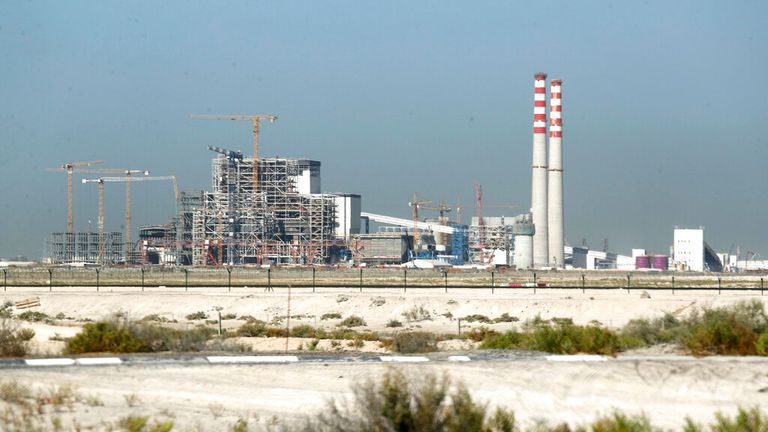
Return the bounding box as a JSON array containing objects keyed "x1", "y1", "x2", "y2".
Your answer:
[{"x1": 191, "y1": 114, "x2": 277, "y2": 194}]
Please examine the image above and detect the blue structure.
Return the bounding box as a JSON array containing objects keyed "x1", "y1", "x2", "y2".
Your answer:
[{"x1": 449, "y1": 224, "x2": 469, "y2": 264}]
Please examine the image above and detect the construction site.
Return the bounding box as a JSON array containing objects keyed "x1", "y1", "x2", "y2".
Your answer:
[
  {"x1": 40, "y1": 76, "x2": 758, "y2": 272},
  {"x1": 37, "y1": 78, "x2": 577, "y2": 270}
]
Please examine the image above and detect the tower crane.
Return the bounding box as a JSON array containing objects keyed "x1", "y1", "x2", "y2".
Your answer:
[
  {"x1": 191, "y1": 114, "x2": 277, "y2": 193},
  {"x1": 82, "y1": 174, "x2": 180, "y2": 264},
  {"x1": 47, "y1": 160, "x2": 105, "y2": 233},
  {"x1": 408, "y1": 193, "x2": 432, "y2": 252}
]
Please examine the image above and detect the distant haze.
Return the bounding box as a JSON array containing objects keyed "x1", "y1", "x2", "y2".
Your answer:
[{"x1": 1, "y1": 1, "x2": 767, "y2": 259}]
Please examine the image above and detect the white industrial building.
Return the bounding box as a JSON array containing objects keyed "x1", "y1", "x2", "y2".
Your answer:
[{"x1": 672, "y1": 228, "x2": 723, "y2": 272}]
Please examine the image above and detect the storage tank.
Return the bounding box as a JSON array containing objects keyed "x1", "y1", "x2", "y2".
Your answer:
[
  {"x1": 651, "y1": 255, "x2": 669, "y2": 270},
  {"x1": 635, "y1": 255, "x2": 650, "y2": 269},
  {"x1": 513, "y1": 221, "x2": 535, "y2": 269}
]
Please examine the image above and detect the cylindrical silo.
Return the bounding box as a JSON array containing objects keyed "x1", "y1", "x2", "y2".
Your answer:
[
  {"x1": 635, "y1": 255, "x2": 650, "y2": 270},
  {"x1": 547, "y1": 79, "x2": 564, "y2": 268},
  {"x1": 513, "y1": 220, "x2": 535, "y2": 270},
  {"x1": 531, "y1": 72, "x2": 549, "y2": 267},
  {"x1": 651, "y1": 255, "x2": 669, "y2": 270}
]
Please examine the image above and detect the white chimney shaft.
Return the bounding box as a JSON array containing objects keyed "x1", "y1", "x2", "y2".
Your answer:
[
  {"x1": 531, "y1": 72, "x2": 549, "y2": 267},
  {"x1": 547, "y1": 79, "x2": 564, "y2": 268}
]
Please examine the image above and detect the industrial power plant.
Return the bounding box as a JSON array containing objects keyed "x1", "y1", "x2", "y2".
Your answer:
[{"x1": 36, "y1": 75, "x2": 762, "y2": 273}]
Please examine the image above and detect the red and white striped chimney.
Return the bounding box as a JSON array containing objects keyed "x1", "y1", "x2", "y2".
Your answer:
[
  {"x1": 531, "y1": 72, "x2": 549, "y2": 267},
  {"x1": 547, "y1": 79, "x2": 564, "y2": 267}
]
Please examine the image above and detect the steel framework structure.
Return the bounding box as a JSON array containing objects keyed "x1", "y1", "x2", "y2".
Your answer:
[{"x1": 191, "y1": 156, "x2": 336, "y2": 266}]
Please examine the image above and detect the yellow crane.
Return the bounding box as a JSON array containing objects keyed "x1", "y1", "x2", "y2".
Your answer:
[
  {"x1": 408, "y1": 193, "x2": 432, "y2": 251},
  {"x1": 191, "y1": 114, "x2": 277, "y2": 193},
  {"x1": 82, "y1": 175, "x2": 177, "y2": 264}
]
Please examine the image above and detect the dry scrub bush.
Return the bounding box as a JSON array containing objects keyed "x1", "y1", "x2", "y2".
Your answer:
[
  {"x1": 295, "y1": 370, "x2": 516, "y2": 432},
  {"x1": 338, "y1": 315, "x2": 367, "y2": 328},
  {"x1": 0, "y1": 319, "x2": 35, "y2": 357},
  {"x1": 621, "y1": 300, "x2": 768, "y2": 356},
  {"x1": 479, "y1": 317, "x2": 621, "y2": 356},
  {"x1": 402, "y1": 305, "x2": 432, "y2": 323},
  {"x1": 65, "y1": 316, "x2": 215, "y2": 354},
  {"x1": 389, "y1": 331, "x2": 438, "y2": 353}
]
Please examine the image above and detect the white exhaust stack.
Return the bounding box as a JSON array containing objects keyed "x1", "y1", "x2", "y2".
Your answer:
[
  {"x1": 531, "y1": 72, "x2": 549, "y2": 267},
  {"x1": 547, "y1": 79, "x2": 564, "y2": 268}
]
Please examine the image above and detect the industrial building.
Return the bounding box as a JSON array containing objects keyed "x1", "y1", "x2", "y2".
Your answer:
[
  {"x1": 672, "y1": 228, "x2": 722, "y2": 272},
  {"x1": 45, "y1": 231, "x2": 124, "y2": 264}
]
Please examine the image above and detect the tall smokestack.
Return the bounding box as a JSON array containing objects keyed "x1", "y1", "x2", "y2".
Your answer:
[
  {"x1": 547, "y1": 79, "x2": 564, "y2": 268},
  {"x1": 531, "y1": 72, "x2": 549, "y2": 267}
]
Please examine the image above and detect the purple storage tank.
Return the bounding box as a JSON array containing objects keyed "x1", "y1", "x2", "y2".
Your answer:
[
  {"x1": 651, "y1": 255, "x2": 669, "y2": 270},
  {"x1": 635, "y1": 255, "x2": 650, "y2": 269}
]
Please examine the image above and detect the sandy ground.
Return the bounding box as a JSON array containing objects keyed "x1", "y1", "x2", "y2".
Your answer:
[
  {"x1": 3, "y1": 358, "x2": 768, "y2": 430},
  {"x1": 2, "y1": 287, "x2": 766, "y2": 356},
  {"x1": 3, "y1": 287, "x2": 766, "y2": 331},
  {"x1": 3, "y1": 288, "x2": 768, "y2": 430}
]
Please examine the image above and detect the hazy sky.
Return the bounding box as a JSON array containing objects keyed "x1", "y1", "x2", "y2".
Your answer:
[{"x1": 1, "y1": 1, "x2": 767, "y2": 260}]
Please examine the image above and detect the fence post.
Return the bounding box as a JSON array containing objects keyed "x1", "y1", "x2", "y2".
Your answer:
[
  {"x1": 96, "y1": 268, "x2": 100, "y2": 292},
  {"x1": 227, "y1": 267, "x2": 232, "y2": 292},
  {"x1": 141, "y1": 267, "x2": 145, "y2": 292},
  {"x1": 491, "y1": 271, "x2": 495, "y2": 293},
  {"x1": 183, "y1": 268, "x2": 188, "y2": 292},
  {"x1": 312, "y1": 267, "x2": 316, "y2": 293},
  {"x1": 444, "y1": 271, "x2": 448, "y2": 293},
  {"x1": 627, "y1": 275, "x2": 631, "y2": 293},
  {"x1": 672, "y1": 276, "x2": 675, "y2": 295},
  {"x1": 267, "y1": 268, "x2": 272, "y2": 292},
  {"x1": 457, "y1": 318, "x2": 462, "y2": 335},
  {"x1": 48, "y1": 268, "x2": 53, "y2": 292},
  {"x1": 403, "y1": 268, "x2": 407, "y2": 293},
  {"x1": 359, "y1": 268, "x2": 363, "y2": 293},
  {"x1": 581, "y1": 274, "x2": 585, "y2": 294},
  {"x1": 718, "y1": 276, "x2": 721, "y2": 295},
  {"x1": 761, "y1": 278, "x2": 764, "y2": 296},
  {"x1": 2, "y1": 269, "x2": 6, "y2": 292}
]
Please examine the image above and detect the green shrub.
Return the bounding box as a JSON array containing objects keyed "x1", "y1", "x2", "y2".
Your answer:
[
  {"x1": 386, "y1": 319, "x2": 403, "y2": 328},
  {"x1": 620, "y1": 301, "x2": 768, "y2": 356},
  {"x1": 185, "y1": 311, "x2": 208, "y2": 320},
  {"x1": 477, "y1": 318, "x2": 620, "y2": 355},
  {"x1": 321, "y1": 312, "x2": 342, "y2": 320},
  {"x1": 390, "y1": 331, "x2": 437, "y2": 353},
  {"x1": 17, "y1": 311, "x2": 52, "y2": 323},
  {"x1": 236, "y1": 319, "x2": 267, "y2": 337},
  {"x1": 264, "y1": 327, "x2": 288, "y2": 337},
  {"x1": 479, "y1": 331, "x2": 524, "y2": 349},
  {"x1": 297, "y1": 370, "x2": 516, "y2": 432},
  {"x1": 66, "y1": 318, "x2": 216, "y2": 354},
  {"x1": 66, "y1": 321, "x2": 149, "y2": 354},
  {"x1": 291, "y1": 324, "x2": 319, "y2": 338},
  {"x1": 711, "y1": 407, "x2": 768, "y2": 432},
  {"x1": 493, "y1": 313, "x2": 519, "y2": 323},
  {"x1": 0, "y1": 301, "x2": 13, "y2": 319},
  {"x1": 462, "y1": 314, "x2": 492, "y2": 324},
  {"x1": 0, "y1": 320, "x2": 35, "y2": 357},
  {"x1": 589, "y1": 411, "x2": 655, "y2": 432},
  {"x1": 338, "y1": 315, "x2": 367, "y2": 328},
  {"x1": 756, "y1": 333, "x2": 768, "y2": 356},
  {"x1": 465, "y1": 327, "x2": 499, "y2": 343}
]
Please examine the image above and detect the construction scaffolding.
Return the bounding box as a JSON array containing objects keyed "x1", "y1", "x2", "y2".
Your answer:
[
  {"x1": 469, "y1": 216, "x2": 515, "y2": 264},
  {"x1": 191, "y1": 156, "x2": 336, "y2": 266},
  {"x1": 47, "y1": 231, "x2": 124, "y2": 264}
]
